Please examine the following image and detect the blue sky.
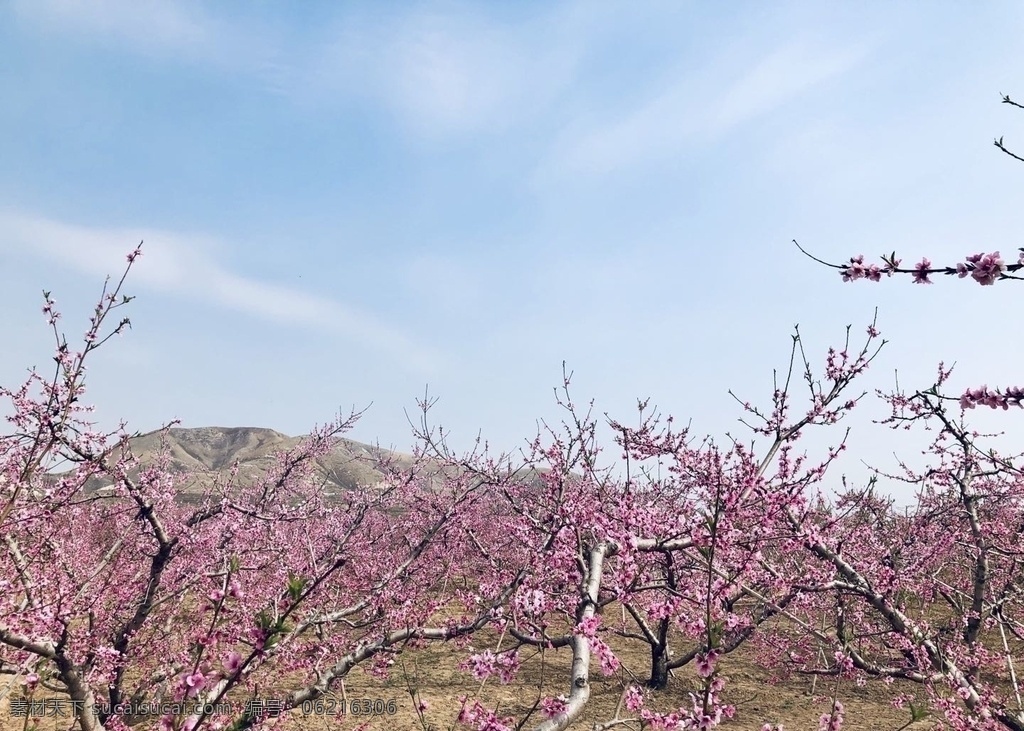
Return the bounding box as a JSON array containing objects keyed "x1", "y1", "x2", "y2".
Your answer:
[{"x1": 3, "y1": 1, "x2": 1024, "y2": 502}]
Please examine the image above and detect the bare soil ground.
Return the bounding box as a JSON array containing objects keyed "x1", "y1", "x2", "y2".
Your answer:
[{"x1": 0, "y1": 618, "x2": 934, "y2": 731}]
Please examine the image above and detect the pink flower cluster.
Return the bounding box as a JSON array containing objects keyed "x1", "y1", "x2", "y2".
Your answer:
[
  {"x1": 512, "y1": 587, "x2": 547, "y2": 616},
  {"x1": 459, "y1": 649, "x2": 521, "y2": 684},
  {"x1": 960, "y1": 385, "x2": 1024, "y2": 410},
  {"x1": 591, "y1": 637, "x2": 620, "y2": 675},
  {"x1": 818, "y1": 701, "x2": 845, "y2": 731},
  {"x1": 456, "y1": 696, "x2": 514, "y2": 731},
  {"x1": 631, "y1": 676, "x2": 732, "y2": 730},
  {"x1": 574, "y1": 615, "x2": 601, "y2": 638},
  {"x1": 11, "y1": 244, "x2": 1024, "y2": 731},
  {"x1": 695, "y1": 650, "x2": 721, "y2": 678},
  {"x1": 624, "y1": 684, "x2": 646, "y2": 712},
  {"x1": 540, "y1": 695, "x2": 568, "y2": 719},
  {"x1": 956, "y1": 251, "x2": 1007, "y2": 285},
  {"x1": 837, "y1": 249, "x2": 1019, "y2": 285},
  {"x1": 180, "y1": 670, "x2": 206, "y2": 699},
  {"x1": 840, "y1": 255, "x2": 886, "y2": 282},
  {"x1": 912, "y1": 258, "x2": 932, "y2": 284},
  {"x1": 833, "y1": 651, "x2": 854, "y2": 674}
]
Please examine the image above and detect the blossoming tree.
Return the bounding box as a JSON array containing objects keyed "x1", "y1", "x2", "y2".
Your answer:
[
  {"x1": 0, "y1": 249, "x2": 524, "y2": 731},
  {"x1": 8, "y1": 234, "x2": 1024, "y2": 731}
]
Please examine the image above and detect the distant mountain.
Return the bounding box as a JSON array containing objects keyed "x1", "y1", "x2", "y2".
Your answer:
[
  {"x1": 93, "y1": 426, "x2": 417, "y2": 499},
  {"x1": 77, "y1": 426, "x2": 549, "y2": 503}
]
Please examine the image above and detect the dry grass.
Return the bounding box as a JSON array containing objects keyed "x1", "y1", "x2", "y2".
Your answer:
[{"x1": 0, "y1": 611, "x2": 939, "y2": 731}]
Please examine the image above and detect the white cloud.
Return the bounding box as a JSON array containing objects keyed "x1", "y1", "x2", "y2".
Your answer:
[
  {"x1": 14, "y1": 1, "x2": 584, "y2": 136},
  {"x1": 0, "y1": 211, "x2": 444, "y2": 373},
  {"x1": 308, "y1": 5, "x2": 583, "y2": 137},
  {"x1": 543, "y1": 38, "x2": 871, "y2": 178}
]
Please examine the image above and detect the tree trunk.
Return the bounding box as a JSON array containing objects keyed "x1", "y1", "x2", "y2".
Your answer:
[{"x1": 647, "y1": 642, "x2": 669, "y2": 689}]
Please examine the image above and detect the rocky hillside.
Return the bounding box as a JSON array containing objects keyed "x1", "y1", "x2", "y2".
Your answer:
[
  {"x1": 98, "y1": 426, "x2": 417, "y2": 499},
  {"x1": 76, "y1": 425, "x2": 548, "y2": 503}
]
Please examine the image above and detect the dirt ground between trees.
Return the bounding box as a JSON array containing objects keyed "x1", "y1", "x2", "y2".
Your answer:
[
  {"x1": 325, "y1": 628, "x2": 931, "y2": 731},
  {"x1": 0, "y1": 617, "x2": 937, "y2": 731}
]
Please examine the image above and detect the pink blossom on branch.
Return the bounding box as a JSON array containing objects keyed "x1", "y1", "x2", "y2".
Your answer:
[
  {"x1": 540, "y1": 695, "x2": 569, "y2": 719},
  {"x1": 960, "y1": 385, "x2": 1024, "y2": 410},
  {"x1": 624, "y1": 684, "x2": 645, "y2": 712},
  {"x1": 456, "y1": 696, "x2": 515, "y2": 731},
  {"x1": 13, "y1": 244, "x2": 1024, "y2": 731},
  {"x1": 695, "y1": 650, "x2": 720, "y2": 678},
  {"x1": 795, "y1": 240, "x2": 1022, "y2": 285},
  {"x1": 0, "y1": 249, "x2": 527, "y2": 731},
  {"x1": 912, "y1": 257, "x2": 933, "y2": 284},
  {"x1": 818, "y1": 701, "x2": 845, "y2": 731}
]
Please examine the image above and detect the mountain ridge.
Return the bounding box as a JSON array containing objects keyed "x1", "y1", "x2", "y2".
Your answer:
[{"x1": 105, "y1": 425, "x2": 416, "y2": 497}]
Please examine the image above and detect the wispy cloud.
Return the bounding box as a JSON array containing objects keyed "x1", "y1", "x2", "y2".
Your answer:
[
  {"x1": 713, "y1": 41, "x2": 868, "y2": 130},
  {"x1": 15, "y1": 1, "x2": 582, "y2": 137},
  {"x1": 10, "y1": 0, "x2": 292, "y2": 92},
  {"x1": 12, "y1": 0, "x2": 214, "y2": 56},
  {"x1": 0, "y1": 211, "x2": 444, "y2": 373},
  {"x1": 542, "y1": 37, "x2": 871, "y2": 178},
  {"x1": 306, "y1": 5, "x2": 582, "y2": 138}
]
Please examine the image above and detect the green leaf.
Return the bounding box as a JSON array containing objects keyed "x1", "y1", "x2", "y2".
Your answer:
[
  {"x1": 909, "y1": 702, "x2": 929, "y2": 721},
  {"x1": 708, "y1": 620, "x2": 724, "y2": 648},
  {"x1": 255, "y1": 610, "x2": 274, "y2": 631},
  {"x1": 287, "y1": 573, "x2": 307, "y2": 602}
]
